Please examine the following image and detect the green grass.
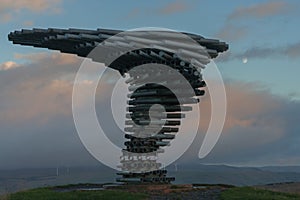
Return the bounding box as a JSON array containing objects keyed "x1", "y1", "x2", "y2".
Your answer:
[
  {"x1": 3, "y1": 185, "x2": 300, "y2": 200},
  {"x1": 4, "y1": 188, "x2": 147, "y2": 200},
  {"x1": 220, "y1": 187, "x2": 300, "y2": 200}
]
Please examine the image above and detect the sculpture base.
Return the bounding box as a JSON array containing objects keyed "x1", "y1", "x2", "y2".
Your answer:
[{"x1": 116, "y1": 170, "x2": 175, "y2": 184}]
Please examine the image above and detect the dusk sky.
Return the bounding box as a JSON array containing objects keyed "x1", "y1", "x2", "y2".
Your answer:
[{"x1": 0, "y1": 0, "x2": 300, "y2": 169}]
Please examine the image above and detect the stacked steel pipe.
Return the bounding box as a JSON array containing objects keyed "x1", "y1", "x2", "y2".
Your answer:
[{"x1": 8, "y1": 28, "x2": 228, "y2": 184}]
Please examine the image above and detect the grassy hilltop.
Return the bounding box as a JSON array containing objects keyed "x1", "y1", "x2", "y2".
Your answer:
[{"x1": 2, "y1": 183, "x2": 300, "y2": 200}]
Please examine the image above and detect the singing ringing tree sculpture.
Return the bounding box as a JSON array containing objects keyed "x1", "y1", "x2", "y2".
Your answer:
[{"x1": 8, "y1": 28, "x2": 228, "y2": 184}]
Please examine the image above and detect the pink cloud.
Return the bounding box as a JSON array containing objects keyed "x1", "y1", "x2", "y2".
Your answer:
[
  {"x1": 0, "y1": 0, "x2": 62, "y2": 23},
  {"x1": 0, "y1": 61, "x2": 20, "y2": 71},
  {"x1": 228, "y1": 1, "x2": 292, "y2": 20},
  {"x1": 2, "y1": 79, "x2": 73, "y2": 124},
  {"x1": 14, "y1": 52, "x2": 80, "y2": 65},
  {"x1": 0, "y1": 0, "x2": 62, "y2": 12},
  {"x1": 22, "y1": 20, "x2": 34, "y2": 27},
  {"x1": 216, "y1": 1, "x2": 293, "y2": 41},
  {"x1": 158, "y1": 1, "x2": 190, "y2": 15},
  {"x1": 198, "y1": 81, "x2": 285, "y2": 138},
  {"x1": 0, "y1": 52, "x2": 113, "y2": 124}
]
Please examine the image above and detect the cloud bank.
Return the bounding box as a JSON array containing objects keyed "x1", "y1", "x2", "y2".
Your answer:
[
  {"x1": 178, "y1": 80, "x2": 300, "y2": 166},
  {"x1": 0, "y1": 52, "x2": 300, "y2": 169},
  {"x1": 216, "y1": 1, "x2": 293, "y2": 42},
  {"x1": 217, "y1": 42, "x2": 300, "y2": 62}
]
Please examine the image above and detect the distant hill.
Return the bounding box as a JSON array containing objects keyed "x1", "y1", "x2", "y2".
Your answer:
[
  {"x1": 167, "y1": 164, "x2": 300, "y2": 186},
  {"x1": 2, "y1": 164, "x2": 300, "y2": 195},
  {"x1": 260, "y1": 166, "x2": 300, "y2": 173}
]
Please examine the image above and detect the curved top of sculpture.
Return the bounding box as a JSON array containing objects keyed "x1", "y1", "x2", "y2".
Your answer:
[{"x1": 8, "y1": 28, "x2": 228, "y2": 74}]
